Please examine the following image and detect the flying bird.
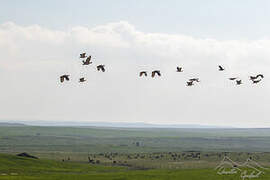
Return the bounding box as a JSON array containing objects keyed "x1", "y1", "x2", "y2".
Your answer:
[
  {"x1": 218, "y1": 65, "x2": 225, "y2": 71},
  {"x1": 250, "y1": 74, "x2": 264, "y2": 80},
  {"x1": 139, "y1": 71, "x2": 147, "y2": 77},
  {"x1": 176, "y1": 67, "x2": 183, "y2": 72},
  {"x1": 229, "y1": 77, "x2": 237, "y2": 81},
  {"x1": 79, "y1": 77, "x2": 86, "y2": 82},
  {"x1": 80, "y1": 53, "x2": 87, "y2": 58},
  {"x1": 151, "y1": 70, "x2": 161, "y2": 78},
  {"x1": 60, "y1": 75, "x2": 70, "y2": 83},
  {"x1": 236, "y1": 80, "x2": 242, "y2": 85},
  {"x1": 97, "y1": 65, "x2": 105, "y2": 72},
  {"x1": 83, "y1": 56, "x2": 92, "y2": 65}
]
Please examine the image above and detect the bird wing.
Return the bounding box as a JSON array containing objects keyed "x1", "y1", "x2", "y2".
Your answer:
[
  {"x1": 60, "y1": 76, "x2": 64, "y2": 82},
  {"x1": 86, "y1": 56, "x2": 91, "y2": 63},
  {"x1": 187, "y1": 81, "x2": 193, "y2": 86},
  {"x1": 257, "y1": 74, "x2": 264, "y2": 79}
]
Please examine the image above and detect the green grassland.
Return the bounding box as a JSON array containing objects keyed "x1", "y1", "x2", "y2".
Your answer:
[
  {"x1": 0, "y1": 153, "x2": 270, "y2": 180},
  {"x1": 1, "y1": 126, "x2": 270, "y2": 179},
  {"x1": 1, "y1": 126, "x2": 270, "y2": 154}
]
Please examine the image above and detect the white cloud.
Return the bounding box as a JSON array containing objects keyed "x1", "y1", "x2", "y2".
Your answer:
[{"x1": 0, "y1": 21, "x2": 269, "y2": 128}]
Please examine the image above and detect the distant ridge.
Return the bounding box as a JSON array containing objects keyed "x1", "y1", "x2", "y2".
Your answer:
[
  {"x1": 0, "y1": 122, "x2": 26, "y2": 127},
  {"x1": 2, "y1": 121, "x2": 233, "y2": 128}
]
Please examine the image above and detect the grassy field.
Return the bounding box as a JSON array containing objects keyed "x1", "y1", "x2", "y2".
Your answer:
[
  {"x1": 1, "y1": 126, "x2": 270, "y2": 179},
  {"x1": 0, "y1": 153, "x2": 269, "y2": 180},
  {"x1": 1, "y1": 126, "x2": 270, "y2": 154}
]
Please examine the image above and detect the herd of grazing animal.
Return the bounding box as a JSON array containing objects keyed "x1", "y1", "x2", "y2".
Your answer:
[{"x1": 60, "y1": 55, "x2": 264, "y2": 86}]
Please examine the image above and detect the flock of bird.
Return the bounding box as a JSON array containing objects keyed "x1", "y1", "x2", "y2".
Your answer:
[
  {"x1": 60, "y1": 53, "x2": 264, "y2": 86},
  {"x1": 60, "y1": 52, "x2": 105, "y2": 83}
]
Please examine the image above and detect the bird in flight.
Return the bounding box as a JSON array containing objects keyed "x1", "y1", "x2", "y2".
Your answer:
[
  {"x1": 83, "y1": 56, "x2": 92, "y2": 65},
  {"x1": 97, "y1": 65, "x2": 105, "y2": 72},
  {"x1": 218, "y1": 65, "x2": 225, "y2": 71},
  {"x1": 229, "y1": 77, "x2": 237, "y2": 81},
  {"x1": 176, "y1": 67, "x2": 183, "y2": 72},
  {"x1": 80, "y1": 53, "x2": 87, "y2": 58},
  {"x1": 79, "y1": 77, "x2": 86, "y2": 82},
  {"x1": 139, "y1": 71, "x2": 147, "y2": 77},
  {"x1": 60, "y1": 75, "x2": 70, "y2": 83},
  {"x1": 236, "y1": 80, "x2": 242, "y2": 85},
  {"x1": 151, "y1": 70, "x2": 161, "y2": 78},
  {"x1": 250, "y1": 74, "x2": 264, "y2": 80}
]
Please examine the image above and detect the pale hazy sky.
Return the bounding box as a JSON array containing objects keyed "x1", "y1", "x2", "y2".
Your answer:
[{"x1": 0, "y1": 0, "x2": 270, "y2": 127}]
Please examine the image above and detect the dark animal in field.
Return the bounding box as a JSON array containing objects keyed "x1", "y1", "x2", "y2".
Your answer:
[
  {"x1": 189, "y1": 78, "x2": 200, "y2": 82},
  {"x1": 187, "y1": 81, "x2": 194, "y2": 86},
  {"x1": 176, "y1": 67, "x2": 183, "y2": 72},
  {"x1": 151, "y1": 70, "x2": 161, "y2": 78},
  {"x1": 79, "y1": 77, "x2": 86, "y2": 82},
  {"x1": 17, "y1": 152, "x2": 38, "y2": 159},
  {"x1": 80, "y1": 53, "x2": 86, "y2": 58},
  {"x1": 218, "y1": 65, "x2": 225, "y2": 71},
  {"x1": 252, "y1": 79, "x2": 262, "y2": 84},
  {"x1": 97, "y1": 65, "x2": 105, "y2": 72},
  {"x1": 60, "y1": 75, "x2": 70, "y2": 83},
  {"x1": 139, "y1": 71, "x2": 147, "y2": 77},
  {"x1": 229, "y1": 77, "x2": 237, "y2": 80},
  {"x1": 83, "y1": 56, "x2": 92, "y2": 65},
  {"x1": 236, "y1": 80, "x2": 242, "y2": 85}
]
